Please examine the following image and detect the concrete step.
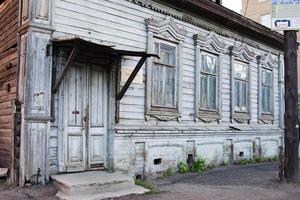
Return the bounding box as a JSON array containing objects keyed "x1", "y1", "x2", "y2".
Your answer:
[{"x1": 51, "y1": 171, "x2": 148, "y2": 200}]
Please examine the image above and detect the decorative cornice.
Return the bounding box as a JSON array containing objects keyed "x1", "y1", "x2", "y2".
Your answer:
[
  {"x1": 261, "y1": 53, "x2": 277, "y2": 69},
  {"x1": 145, "y1": 16, "x2": 187, "y2": 41},
  {"x1": 193, "y1": 32, "x2": 227, "y2": 53},
  {"x1": 229, "y1": 43, "x2": 256, "y2": 61}
]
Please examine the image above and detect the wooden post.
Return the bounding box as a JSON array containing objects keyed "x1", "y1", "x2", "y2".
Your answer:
[{"x1": 284, "y1": 30, "x2": 299, "y2": 182}]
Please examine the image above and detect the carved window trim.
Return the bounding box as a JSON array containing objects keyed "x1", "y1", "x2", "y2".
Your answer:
[
  {"x1": 194, "y1": 32, "x2": 226, "y2": 123},
  {"x1": 229, "y1": 44, "x2": 255, "y2": 123},
  {"x1": 258, "y1": 53, "x2": 276, "y2": 124},
  {"x1": 145, "y1": 16, "x2": 187, "y2": 121}
]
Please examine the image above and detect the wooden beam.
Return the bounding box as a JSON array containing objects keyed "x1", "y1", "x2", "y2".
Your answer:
[
  {"x1": 117, "y1": 56, "x2": 148, "y2": 100},
  {"x1": 52, "y1": 46, "x2": 79, "y2": 93},
  {"x1": 283, "y1": 30, "x2": 299, "y2": 183}
]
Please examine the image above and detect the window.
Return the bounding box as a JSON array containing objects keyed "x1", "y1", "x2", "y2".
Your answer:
[
  {"x1": 194, "y1": 32, "x2": 225, "y2": 122},
  {"x1": 234, "y1": 61, "x2": 249, "y2": 112},
  {"x1": 152, "y1": 42, "x2": 177, "y2": 108},
  {"x1": 145, "y1": 17, "x2": 186, "y2": 121},
  {"x1": 261, "y1": 69, "x2": 272, "y2": 113},
  {"x1": 200, "y1": 53, "x2": 218, "y2": 111},
  {"x1": 261, "y1": 14, "x2": 271, "y2": 28}
]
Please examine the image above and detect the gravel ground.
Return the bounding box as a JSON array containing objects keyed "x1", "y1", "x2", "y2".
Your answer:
[{"x1": 1, "y1": 162, "x2": 300, "y2": 200}]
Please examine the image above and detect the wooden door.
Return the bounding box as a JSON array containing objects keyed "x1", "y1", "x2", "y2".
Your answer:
[
  {"x1": 60, "y1": 63, "x2": 107, "y2": 172},
  {"x1": 88, "y1": 66, "x2": 107, "y2": 169}
]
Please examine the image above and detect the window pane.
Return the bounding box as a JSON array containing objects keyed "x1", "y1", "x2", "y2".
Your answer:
[
  {"x1": 234, "y1": 80, "x2": 248, "y2": 112},
  {"x1": 234, "y1": 62, "x2": 248, "y2": 80},
  {"x1": 200, "y1": 75, "x2": 208, "y2": 109},
  {"x1": 202, "y1": 55, "x2": 217, "y2": 74},
  {"x1": 262, "y1": 86, "x2": 271, "y2": 113},
  {"x1": 234, "y1": 81, "x2": 240, "y2": 111},
  {"x1": 208, "y1": 76, "x2": 217, "y2": 110},
  {"x1": 262, "y1": 70, "x2": 272, "y2": 86},
  {"x1": 152, "y1": 64, "x2": 164, "y2": 105},
  {"x1": 241, "y1": 82, "x2": 247, "y2": 111},
  {"x1": 165, "y1": 67, "x2": 176, "y2": 106},
  {"x1": 160, "y1": 43, "x2": 175, "y2": 66}
]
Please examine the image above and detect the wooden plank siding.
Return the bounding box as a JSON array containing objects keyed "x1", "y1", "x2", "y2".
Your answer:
[
  {"x1": 0, "y1": 0, "x2": 19, "y2": 172},
  {"x1": 53, "y1": 0, "x2": 280, "y2": 126}
]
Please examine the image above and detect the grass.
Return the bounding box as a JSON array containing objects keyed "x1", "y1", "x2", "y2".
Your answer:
[{"x1": 235, "y1": 156, "x2": 278, "y2": 165}]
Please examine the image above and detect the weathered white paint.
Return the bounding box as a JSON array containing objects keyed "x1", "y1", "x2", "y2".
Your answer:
[{"x1": 21, "y1": 0, "x2": 285, "y2": 181}]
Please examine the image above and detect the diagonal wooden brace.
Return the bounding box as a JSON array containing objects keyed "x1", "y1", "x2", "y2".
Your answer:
[
  {"x1": 117, "y1": 55, "x2": 148, "y2": 100},
  {"x1": 52, "y1": 46, "x2": 79, "y2": 93}
]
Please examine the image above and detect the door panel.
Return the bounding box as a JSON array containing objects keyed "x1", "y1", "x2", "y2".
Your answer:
[
  {"x1": 90, "y1": 70, "x2": 104, "y2": 127},
  {"x1": 88, "y1": 67, "x2": 107, "y2": 168},
  {"x1": 67, "y1": 66, "x2": 84, "y2": 126},
  {"x1": 62, "y1": 63, "x2": 87, "y2": 172},
  {"x1": 67, "y1": 135, "x2": 84, "y2": 163}
]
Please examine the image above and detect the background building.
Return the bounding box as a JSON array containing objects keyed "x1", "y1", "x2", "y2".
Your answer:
[{"x1": 242, "y1": 0, "x2": 300, "y2": 92}]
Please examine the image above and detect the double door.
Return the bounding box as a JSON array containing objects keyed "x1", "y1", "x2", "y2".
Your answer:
[{"x1": 60, "y1": 63, "x2": 107, "y2": 172}]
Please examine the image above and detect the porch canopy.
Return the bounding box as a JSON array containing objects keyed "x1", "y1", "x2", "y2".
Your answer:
[{"x1": 51, "y1": 37, "x2": 158, "y2": 100}]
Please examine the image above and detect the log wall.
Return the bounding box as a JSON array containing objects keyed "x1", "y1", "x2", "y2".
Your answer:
[{"x1": 0, "y1": 0, "x2": 19, "y2": 177}]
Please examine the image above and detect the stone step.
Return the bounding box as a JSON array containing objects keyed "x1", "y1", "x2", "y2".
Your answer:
[
  {"x1": 56, "y1": 184, "x2": 148, "y2": 200},
  {"x1": 51, "y1": 171, "x2": 148, "y2": 200}
]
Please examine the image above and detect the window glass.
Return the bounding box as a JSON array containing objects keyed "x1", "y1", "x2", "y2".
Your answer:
[
  {"x1": 202, "y1": 55, "x2": 217, "y2": 74},
  {"x1": 261, "y1": 69, "x2": 272, "y2": 113},
  {"x1": 234, "y1": 62, "x2": 248, "y2": 80},
  {"x1": 234, "y1": 62, "x2": 248, "y2": 112},
  {"x1": 200, "y1": 54, "x2": 218, "y2": 110},
  {"x1": 160, "y1": 43, "x2": 176, "y2": 66}
]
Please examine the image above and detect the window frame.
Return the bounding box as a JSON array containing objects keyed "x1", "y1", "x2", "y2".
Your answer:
[
  {"x1": 258, "y1": 54, "x2": 276, "y2": 123},
  {"x1": 233, "y1": 60, "x2": 249, "y2": 113},
  {"x1": 229, "y1": 44, "x2": 255, "y2": 123},
  {"x1": 151, "y1": 39, "x2": 178, "y2": 109},
  {"x1": 199, "y1": 52, "x2": 219, "y2": 112},
  {"x1": 145, "y1": 17, "x2": 186, "y2": 121},
  {"x1": 194, "y1": 32, "x2": 226, "y2": 123}
]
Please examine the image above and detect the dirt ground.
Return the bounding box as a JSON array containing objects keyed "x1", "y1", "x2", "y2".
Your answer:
[
  {"x1": 0, "y1": 179, "x2": 59, "y2": 200},
  {"x1": 111, "y1": 162, "x2": 300, "y2": 200},
  {"x1": 1, "y1": 162, "x2": 300, "y2": 200}
]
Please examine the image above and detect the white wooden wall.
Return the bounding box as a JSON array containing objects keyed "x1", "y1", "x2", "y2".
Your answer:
[{"x1": 48, "y1": 0, "x2": 284, "y2": 173}]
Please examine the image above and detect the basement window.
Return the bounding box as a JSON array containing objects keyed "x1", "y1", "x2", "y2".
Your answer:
[{"x1": 154, "y1": 158, "x2": 162, "y2": 165}]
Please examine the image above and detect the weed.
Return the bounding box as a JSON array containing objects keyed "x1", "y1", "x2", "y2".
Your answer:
[
  {"x1": 220, "y1": 160, "x2": 229, "y2": 166},
  {"x1": 178, "y1": 161, "x2": 188, "y2": 173},
  {"x1": 191, "y1": 157, "x2": 206, "y2": 172},
  {"x1": 164, "y1": 166, "x2": 174, "y2": 177},
  {"x1": 134, "y1": 179, "x2": 157, "y2": 194}
]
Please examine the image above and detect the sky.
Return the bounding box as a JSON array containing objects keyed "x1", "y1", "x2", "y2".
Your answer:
[{"x1": 222, "y1": 0, "x2": 242, "y2": 14}]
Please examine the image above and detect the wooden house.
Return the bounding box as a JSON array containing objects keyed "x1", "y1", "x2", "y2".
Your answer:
[{"x1": 0, "y1": 0, "x2": 285, "y2": 186}]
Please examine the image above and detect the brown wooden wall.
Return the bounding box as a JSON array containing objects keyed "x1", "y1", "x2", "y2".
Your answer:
[{"x1": 0, "y1": 0, "x2": 19, "y2": 171}]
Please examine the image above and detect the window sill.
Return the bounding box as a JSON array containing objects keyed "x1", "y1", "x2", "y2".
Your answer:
[
  {"x1": 146, "y1": 109, "x2": 180, "y2": 121},
  {"x1": 259, "y1": 114, "x2": 274, "y2": 124},
  {"x1": 232, "y1": 112, "x2": 251, "y2": 123},
  {"x1": 196, "y1": 110, "x2": 221, "y2": 123}
]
